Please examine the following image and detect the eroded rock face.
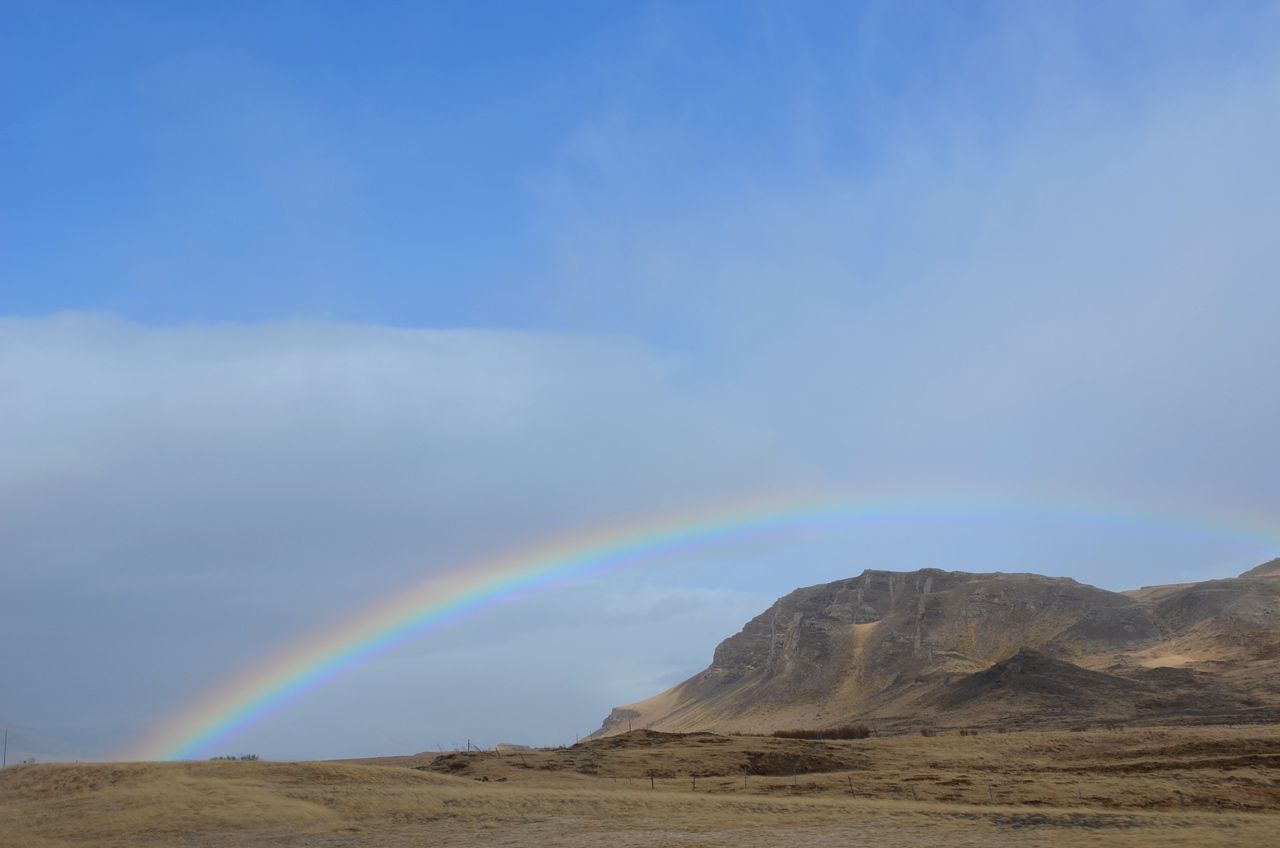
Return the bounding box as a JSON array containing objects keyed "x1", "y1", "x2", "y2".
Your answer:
[
  {"x1": 591, "y1": 561, "x2": 1280, "y2": 737},
  {"x1": 687, "y1": 569, "x2": 1157, "y2": 704}
]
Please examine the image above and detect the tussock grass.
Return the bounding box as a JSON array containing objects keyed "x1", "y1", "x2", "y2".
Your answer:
[{"x1": 5, "y1": 725, "x2": 1280, "y2": 847}]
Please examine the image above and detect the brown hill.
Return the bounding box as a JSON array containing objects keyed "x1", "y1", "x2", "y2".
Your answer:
[
  {"x1": 1239, "y1": 558, "x2": 1280, "y2": 579},
  {"x1": 592, "y1": 562, "x2": 1280, "y2": 737}
]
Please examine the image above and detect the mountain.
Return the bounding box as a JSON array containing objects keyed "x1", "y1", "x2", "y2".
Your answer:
[{"x1": 592, "y1": 562, "x2": 1280, "y2": 737}]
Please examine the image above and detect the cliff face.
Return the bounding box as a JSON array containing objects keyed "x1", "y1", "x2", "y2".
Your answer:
[{"x1": 593, "y1": 562, "x2": 1280, "y2": 737}]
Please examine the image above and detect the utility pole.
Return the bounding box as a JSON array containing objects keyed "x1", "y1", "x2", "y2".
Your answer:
[{"x1": 3, "y1": 727, "x2": 7, "y2": 768}]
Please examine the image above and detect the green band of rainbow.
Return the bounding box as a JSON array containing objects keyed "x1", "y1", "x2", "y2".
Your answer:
[{"x1": 125, "y1": 491, "x2": 1277, "y2": 761}]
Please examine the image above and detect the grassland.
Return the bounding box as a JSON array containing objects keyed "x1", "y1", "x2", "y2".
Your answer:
[{"x1": 4, "y1": 724, "x2": 1279, "y2": 847}]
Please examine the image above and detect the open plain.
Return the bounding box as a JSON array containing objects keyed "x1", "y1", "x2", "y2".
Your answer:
[{"x1": 5, "y1": 724, "x2": 1279, "y2": 847}]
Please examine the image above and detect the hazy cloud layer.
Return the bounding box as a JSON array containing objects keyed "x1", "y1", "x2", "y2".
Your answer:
[
  {"x1": 541, "y1": 13, "x2": 1280, "y2": 517},
  {"x1": 0, "y1": 315, "x2": 795, "y2": 759}
]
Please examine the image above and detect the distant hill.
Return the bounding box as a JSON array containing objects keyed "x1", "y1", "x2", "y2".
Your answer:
[{"x1": 591, "y1": 562, "x2": 1280, "y2": 737}]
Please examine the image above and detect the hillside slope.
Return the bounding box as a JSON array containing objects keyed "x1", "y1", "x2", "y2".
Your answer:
[{"x1": 593, "y1": 563, "x2": 1280, "y2": 736}]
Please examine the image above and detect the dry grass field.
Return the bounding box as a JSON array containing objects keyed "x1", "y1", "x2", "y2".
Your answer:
[{"x1": 4, "y1": 724, "x2": 1279, "y2": 847}]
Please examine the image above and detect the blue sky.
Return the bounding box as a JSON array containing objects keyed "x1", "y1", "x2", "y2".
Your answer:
[
  {"x1": 7, "y1": 2, "x2": 1276, "y2": 328},
  {"x1": 4, "y1": 2, "x2": 1280, "y2": 761}
]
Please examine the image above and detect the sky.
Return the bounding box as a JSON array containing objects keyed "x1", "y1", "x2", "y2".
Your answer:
[{"x1": 3, "y1": 1, "x2": 1280, "y2": 762}]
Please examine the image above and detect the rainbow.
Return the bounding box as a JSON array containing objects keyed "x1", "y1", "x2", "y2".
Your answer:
[{"x1": 125, "y1": 490, "x2": 1278, "y2": 761}]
